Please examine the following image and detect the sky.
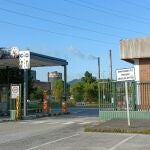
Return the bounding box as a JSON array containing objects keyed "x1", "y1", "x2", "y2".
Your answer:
[{"x1": 0, "y1": 0, "x2": 150, "y2": 81}]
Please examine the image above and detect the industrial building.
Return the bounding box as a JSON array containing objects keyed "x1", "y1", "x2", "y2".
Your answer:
[{"x1": 48, "y1": 71, "x2": 62, "y2": 89}]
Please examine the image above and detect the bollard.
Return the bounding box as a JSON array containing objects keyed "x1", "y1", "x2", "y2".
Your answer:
[{"x1": 62, "y1": 101, "x2": 68, "y2": 113}]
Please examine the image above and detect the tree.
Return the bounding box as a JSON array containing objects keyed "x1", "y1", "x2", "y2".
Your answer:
[
  {"x1": 81, "y1": 71, "x2": 96, "y2": 84},
  {"x1": 70, "y1": 82, "x2": 84, "y2": 102},
  {"x1": 30, "y1": 86, "x2": 43, "y2": 100},
  {"x1": 70, "y1": 71, "x2": 98, "y2": 103},
  {"x1": 52, "y1": 80, "x2": 64, "y2": 102},
  {"x1": 83, "y1": 82, "x2": 98, "y2": 103}
]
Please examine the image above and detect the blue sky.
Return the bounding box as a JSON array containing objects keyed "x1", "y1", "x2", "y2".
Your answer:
[{"x1": 0, "y1": 0, "x2": 150, "y2": 81}]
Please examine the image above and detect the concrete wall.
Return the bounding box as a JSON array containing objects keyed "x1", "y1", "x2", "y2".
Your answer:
[{"x1": 120, "y1": 37, "x2": 150, "y2": 59}]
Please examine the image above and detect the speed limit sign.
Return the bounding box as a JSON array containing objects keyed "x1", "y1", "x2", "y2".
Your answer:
[{"x1": 11, "y1": 84, "x2": 20, "y2": 99}]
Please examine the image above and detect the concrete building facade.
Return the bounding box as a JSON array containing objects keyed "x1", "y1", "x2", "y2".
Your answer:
[
  {"x1": 120, "y1": 37, "x2": 150, "y2": 82},
  {"x1": 48, "y1": 71, "x2": 62, "y2": 88},
  {"x1": 120, "y1": 37, "x2": 150, "y2": 108}
]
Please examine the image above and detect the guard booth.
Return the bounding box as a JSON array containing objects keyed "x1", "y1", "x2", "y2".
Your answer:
[
  {"x1": 0, "y1": 67, "x2": 23, "y2": 117},
  {"x1": 0, "y1": 47, "x2": 68, "y2": 119}
]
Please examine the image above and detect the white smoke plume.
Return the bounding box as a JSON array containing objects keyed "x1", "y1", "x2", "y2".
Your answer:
[{"x1": 67, "y1": 46, "x2": 97, "y2": 60}]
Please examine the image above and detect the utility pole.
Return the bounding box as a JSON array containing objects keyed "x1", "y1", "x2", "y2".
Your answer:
[
  {"x1": 109, "y1": 49, "x2": 112, "y2": 80},
  {"x1": 97, "y1": 57, "x2": 100, "y2": 117},
  {"x1": 98, "y1": 57, "x2": 100, "y2": 80}
]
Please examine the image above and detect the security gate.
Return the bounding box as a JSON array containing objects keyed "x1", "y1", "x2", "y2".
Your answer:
[{"x1": 99, "y1": 81, "x2": 150, "y2": 120}]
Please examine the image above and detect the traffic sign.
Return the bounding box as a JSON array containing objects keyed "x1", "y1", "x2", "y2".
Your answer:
[
  {"x1": 19, "y1": 51, "x2": 30, "y2": 69},
  {"x1": 11, "y1": 85, "x2": 20, "y2": 99}
]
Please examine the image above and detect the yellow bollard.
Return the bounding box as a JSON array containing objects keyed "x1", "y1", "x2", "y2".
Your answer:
[{"x1": 16, "y1": 96, "x2": 20, "y2": 120}]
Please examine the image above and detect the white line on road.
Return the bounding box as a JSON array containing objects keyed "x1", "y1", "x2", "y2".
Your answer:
[
  {"x1": 79, "y1": 122, "x2": 91, "y2": 125},
  {"x1": 30, "y1": 121, "x2": 49, "y2": 124},
  {"x1": 46, "y1": 122, "x2": 61, "y2": 125},
  {"x1": 25, "y1": 133, "x2": 80, "y2": 150},
  {"x1": 62, "y1": 121, "x2": 75, "y2": 125},
  {"x1": 108, "y1": 134, "x2": 136, "y2": 150}
]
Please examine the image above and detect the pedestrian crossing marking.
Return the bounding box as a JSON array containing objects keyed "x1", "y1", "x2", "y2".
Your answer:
[{"x1": 19, "y1": 120, "x2": 92, "y2": 125}]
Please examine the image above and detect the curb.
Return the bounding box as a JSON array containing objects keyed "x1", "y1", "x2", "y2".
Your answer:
[{"x1": 0, "y1": 112, "x2": 71, "y2": 122}]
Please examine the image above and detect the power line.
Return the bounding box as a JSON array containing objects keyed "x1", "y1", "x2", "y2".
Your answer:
[
  {"x1": 0, "y1": 7, "x2": 122, "y2": 38},
  {"x1": 0, "y1": 19, "x2": 116, "y2": 44},
  {"x1": 3, "y1": 0, "x2": 147, "y2": 35},
  {"x1": 121, "y1": 0, "x2": 150, "y2": 11},
  {"x1": 76, "y1": 0, "x2": 150, "y2": 21},
  {"x1": 63, "y1": 0, "x2": 150, "y2": 26}
]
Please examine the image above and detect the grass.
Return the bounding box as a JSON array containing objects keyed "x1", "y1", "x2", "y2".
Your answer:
[{"x1": 84, "y1": 126, "x2": 150, "y2": 134}]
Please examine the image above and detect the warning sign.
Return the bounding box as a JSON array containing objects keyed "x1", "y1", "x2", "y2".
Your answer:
[
  {"x1": 11, "y1": 85, "x2": 20, "y2": 99},
  {"x1": 116, "y1": 68, "x2": 135, "y2": 82}
]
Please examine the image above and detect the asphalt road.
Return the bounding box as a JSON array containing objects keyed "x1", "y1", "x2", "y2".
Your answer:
[
  {"x1": 54, "y1": 106, "x2": 99, "y2": 117},
  {"x1": 0, "y1": 108, "x2": 150, "y2": 150}
]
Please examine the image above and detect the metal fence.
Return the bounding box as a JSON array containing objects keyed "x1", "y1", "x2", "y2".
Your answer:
[{"x1": 99, "y1": 81, "x2": 150, "y2": 111}]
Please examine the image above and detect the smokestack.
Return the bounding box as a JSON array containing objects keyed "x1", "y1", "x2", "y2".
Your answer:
[
  {"x1": 109, "y1": 49, "x2": 112, "y2": 80},
  {"x1": 98, "y1": 57, "x2": 100, "y2": 80}
]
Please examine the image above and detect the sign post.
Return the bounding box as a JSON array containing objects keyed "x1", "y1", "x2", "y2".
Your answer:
[
  {"x1": 125, "y1": 81, "x2": 130, "y2": 126},
  {"x1": 11, "y1": 85, "x2": 20, "y2": 99},
  {"x1": 116, "y1": 68, "x2": 135, "y2": 126},
  {"x1": 10, "y1": 84, "x2": 21, "y2": 120},
  {"x1": 19, "y1": 50, "x2": 30, "y2": 117}
]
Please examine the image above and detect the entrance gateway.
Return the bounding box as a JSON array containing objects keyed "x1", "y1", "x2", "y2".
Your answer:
[
  {"x1": 99, "y1": 37, "x2": 150, "y2": 120},
  {"x1": 0, "y1": 47, "x2": 68, "y2": 118}
]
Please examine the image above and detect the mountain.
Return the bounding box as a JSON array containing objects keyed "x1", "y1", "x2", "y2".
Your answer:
[{"x1": 68, "y1": 79, "x2": 81, "y2": 85}]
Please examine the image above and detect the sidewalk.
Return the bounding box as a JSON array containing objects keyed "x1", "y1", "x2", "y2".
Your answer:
[{"x1": 98, "y1": 119, "x2": 150, "y2": 129}]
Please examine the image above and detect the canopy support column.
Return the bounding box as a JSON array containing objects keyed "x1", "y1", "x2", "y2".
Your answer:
[{"x1": 63, "y1": 65, "x2": 67, "y2": 101}]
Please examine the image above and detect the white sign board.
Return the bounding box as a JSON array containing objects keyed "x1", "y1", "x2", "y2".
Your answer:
[
  {"x1": 116, "y1": 68, "x2": 135, "y2": 81},
  {"x1": 19, "y1": 51, "x2": 30, "y2": 69},
  {"x1": 11, "y1": 85, "x2": 20, "y2": 99}
]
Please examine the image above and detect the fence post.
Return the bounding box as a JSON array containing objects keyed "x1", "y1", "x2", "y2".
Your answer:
[
  {"x1": 131, "y1": 81, "x2": 136, "y2": 111},
  {"x1": 112, "y1": 82, "x2": 117, "y2": 110}
]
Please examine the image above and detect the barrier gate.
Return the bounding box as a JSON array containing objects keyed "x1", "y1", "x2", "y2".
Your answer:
[{"x1": 99, "y1": 81, "x2": 150, "y2": 120}]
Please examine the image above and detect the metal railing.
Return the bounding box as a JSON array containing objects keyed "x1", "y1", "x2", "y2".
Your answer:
[{"x1": 99, "y1": 81, "x2": 150, "y2": 111}]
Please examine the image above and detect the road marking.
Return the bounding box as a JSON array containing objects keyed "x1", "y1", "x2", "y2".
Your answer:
[
  {"x1": 26, "y1": 133, "x2": 80, "y2": 150},
  {"x1": 79, "y1": 122, "x2": 91, "y2": 125},
  {"x1": 19, "y1": 120, "x2": 94, "y2": 125},
  {"x1": 31, "y1": 120, "x2": 50, "y2": 124},
  {"x1": 62, "y1": 121, "x2": 75, "y2": 125},
  {"x1": 109, "y1": 134, "x2": 136, "y2": 150},
  {"x1": 19, "y1": 121, "x2": 28, "y2": 124},
  {"x1": 46, "y1": 122, "x2": 62, "y2": 125}
]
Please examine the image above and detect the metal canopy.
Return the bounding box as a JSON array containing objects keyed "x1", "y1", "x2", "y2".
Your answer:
[{"x1": 0, "y1": 52, "x2": 68, "y2": 68}]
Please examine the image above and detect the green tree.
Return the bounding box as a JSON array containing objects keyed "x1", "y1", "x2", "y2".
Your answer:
[
  {"x1": 81, "y1": 71, "x2": 96, "y2": 83},
  {"x1": 70, "y1": 71, "x2": 98, "y2": 103},
  {"x1": 83, "y1": 82, "x2": 98, "y2": 103},
  {"x1": 70, "y1": 82, "x2": 84, "y2": 102},
  {"x1": 30, "y1": 86, "x2": 43, "y2": 100},
  {"x1": 52, "y1": 80, "x2": 64, "y2": 102}
]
